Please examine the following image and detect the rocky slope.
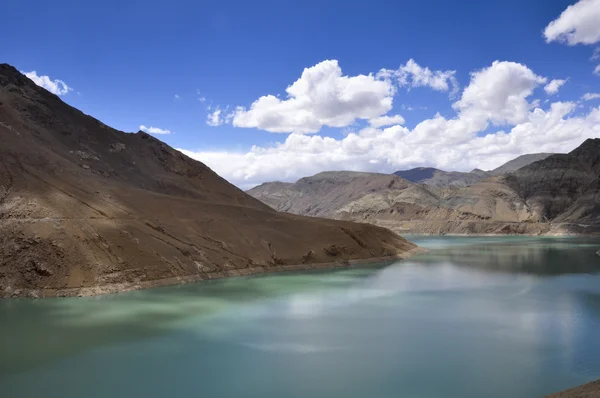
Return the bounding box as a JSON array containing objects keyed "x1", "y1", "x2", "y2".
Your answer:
[
  {"x1": 0, "y1": 64, "x2": 421, "y2": 298},
  {"x1": 248, "y1": 143, "x2": 600, "y2": 235}
]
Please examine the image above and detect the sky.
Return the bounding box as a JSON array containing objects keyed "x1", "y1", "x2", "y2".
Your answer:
[{"x1": 2, "y1": 0, "x2": 600, "y2": 189}]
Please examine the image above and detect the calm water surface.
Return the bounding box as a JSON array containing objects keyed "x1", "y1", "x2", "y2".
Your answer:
[{"x1": 1, "y1": 236, "x2": 600, "y2": 398}]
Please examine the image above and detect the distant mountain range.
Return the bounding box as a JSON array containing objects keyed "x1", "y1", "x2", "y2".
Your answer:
[
  {"x1": 248, "y1": 146, "x2": 600, "y2": 235},
  {"x1": 392, "y1": 152, "x2": 555, "y2": 189}
]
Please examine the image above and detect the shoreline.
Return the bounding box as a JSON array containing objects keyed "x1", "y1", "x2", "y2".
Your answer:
[
  {"x1": 545, "y1": 379, "x2": 600, "y2": 397},
  {"x1": 2, "y1": 246, "x2": 427, "y2": 299},
  {"x1": 399, "y1": 233, "x2": 590, "y2": 237}
]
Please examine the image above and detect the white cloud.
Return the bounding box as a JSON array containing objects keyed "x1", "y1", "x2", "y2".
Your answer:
[
  {"x1": 207, "y1": 107, "x2": 223, "y2": 126},
  {"x1": 139, "y1": 125, "x2": 173, "y2": 135},
  {"x1": 595, "y1": 65, "x2": 600, "y2": 75},
  {"x1": 232, "y1": 60, "x2": 396, "y2": 134},
  {"x1": 179, "y1": 60, "x2": 600, "y2": 190},
  {"x1": 369, "y1": 114, "x2": 405, "y2": 128},
  {"x1": 592, "y1": 47, "x2": 600, "y2": 59},
  {"x1": 582, "y1": 93, "x2": 600, "y2": 100},
  {"x1": 206, "y1": 106, "x2": 234, "y2": 127},
  {"x1": 196, "y1": 88, "x2": 207, "y2": 102},
  {"x1": 174, "y1": 94, "x2": 181, "y2": 100},
  {"x1": 544, "y1": 79, "x2": 567, "y2": 95},
  {"x1": 229, "y1": 59, "x2": 461, "y2": 135},
  {"x1": 378, "y1": 59, "x2": 459, "y2": 95},
  {"x1": 22, "y1": 71, "x2": 72, "y2": 96},
  {"x1": 544, "y1": 0, "x2": 600, "y2": 45},
  {"x1": 401, "y1": 104, "x2": 426, "y2": 112},
  {"x1": 453, "y1": 61, "x2": 546, "y2": 130}
]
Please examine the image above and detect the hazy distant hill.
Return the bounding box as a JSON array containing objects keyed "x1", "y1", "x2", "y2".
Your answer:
[
  {"x1": 488, "y1": 153, "x2": 555, "y2": 175},
  {"x1": 393, "y1": 168, "x2": 484, "y2": 188}
]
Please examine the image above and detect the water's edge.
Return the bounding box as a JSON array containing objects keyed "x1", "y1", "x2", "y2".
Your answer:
[
  {"x1": 3, "y1": 247, "x2": 427, "y2": 298},
  {"x1": 545, "y1": 378, "x2": 600, "y2": 397}
]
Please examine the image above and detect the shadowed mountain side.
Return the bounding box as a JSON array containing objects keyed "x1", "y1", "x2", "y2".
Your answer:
[
  {"x1": 0, "y1": 64, "x2": 421, "y2": 297},
  {"x1": 506, "y1": 141, "x2": 600, "y2": 223}
]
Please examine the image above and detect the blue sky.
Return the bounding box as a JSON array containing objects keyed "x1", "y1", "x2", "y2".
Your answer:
[{"x1": 3, "y1": 0, "x2": 600, "y2": 188}]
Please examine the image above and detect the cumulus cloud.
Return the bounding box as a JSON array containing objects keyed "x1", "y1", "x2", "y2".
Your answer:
[
  {"x1": 544, "y1": 0, "x2": 600, "y2": 45},
  {"x1": 378, "y1": 59, "x2": 459, "y2": 96},
  {"x1": 232, "y1": 60, "x2": 395, "y2": 134},
  {"x1": 139, "y1": 125, "x2": 173, "y2": 135},
  {"x1": 544, "y1": 79, "x2": 567, "y2": 95},
  {"x1": 582, "y1": 93, "x2": 600, "y2": 100},
  {"x1": 452, "y1": 61, "x2": 546, "y2": 130},
  {"x1": 595, "y1": 65, "x2": 600, "y2": 75},
  {"x1": 22, "y1": 71, "x2": 72, "y2": 96},
  {"x1": 177, "y1": 61, "x2": 600, "y2": 190},
  {"x1": 369, "y1": 114, "x2": 405, "y2": 128}
]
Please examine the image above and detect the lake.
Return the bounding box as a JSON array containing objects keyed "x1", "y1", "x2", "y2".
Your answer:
[{"x1": 1, "y1": 236, "x2": 600, "y2": 398}]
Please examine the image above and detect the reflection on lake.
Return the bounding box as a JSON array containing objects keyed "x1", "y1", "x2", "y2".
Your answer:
[{"x1": 1, "y1": 236, "x2": 600, "y2": 398}]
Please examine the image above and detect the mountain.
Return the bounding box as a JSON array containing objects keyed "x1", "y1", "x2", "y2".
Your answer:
[
  {"x1": 392, "y1": 167, "x2": 439, "y2": 182},
  {"x1": 0, "y1": 64, "x2": 420, "y2": 298},
  {"x1": 507, "y1": 142, "x2": 600, "y2": 224},
  {"x1": 393, "y1": 154, "x2": 555, "y2": 189},
  {"x1": 248, "y1": 144, "x2": 600, "y2": 235},
  {"x1": 393, "y1": 167, "x2": 485, "y2": 188},
  {"x1": 488, "y1": 153, "x2": 555, "y2": 175},
  {"x1": 248, "y1": 171, "x2": 439, "y2": 218}
]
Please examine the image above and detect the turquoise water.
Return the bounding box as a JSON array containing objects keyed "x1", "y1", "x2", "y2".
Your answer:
[{"x1": 1, "y1": 236, "x2": 600, "y2": 398}]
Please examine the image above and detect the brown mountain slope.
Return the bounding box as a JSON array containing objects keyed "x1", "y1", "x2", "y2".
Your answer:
[{"x1": 0, "y1": 64, "x2": 421, "y2": 298}]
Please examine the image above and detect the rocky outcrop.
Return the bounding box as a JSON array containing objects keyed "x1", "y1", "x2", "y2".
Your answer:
[{"x1": 0, "y1": 64, "x2": 421, "y2": 298}]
